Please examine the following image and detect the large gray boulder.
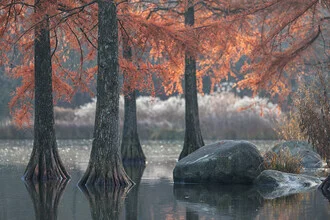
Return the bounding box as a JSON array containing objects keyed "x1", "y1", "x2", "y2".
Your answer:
[
  {"x1": 271, "y1": 141, "x2": 323, "y2": 168},
  {"x1": 173, "y1": 140, "x2": 264, "y2": 184},
  {"x1": 254, "y1": 170, "x2": 322, "y2": 199}
]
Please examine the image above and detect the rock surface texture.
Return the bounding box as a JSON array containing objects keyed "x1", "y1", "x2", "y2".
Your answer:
[
  {"x1": 254, "y1": 170, "x2": 322, "y2": 199},
  {"x1": 173, "y1": 140, "x2": 264, "y2": 184},
  {"x1": 271, "y1": 141, "x2": 323, "y2": 168}
]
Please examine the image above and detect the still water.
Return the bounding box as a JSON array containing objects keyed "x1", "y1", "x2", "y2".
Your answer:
[{"x1": 0, "y1": 139, "x2": 330, "y2": 220}]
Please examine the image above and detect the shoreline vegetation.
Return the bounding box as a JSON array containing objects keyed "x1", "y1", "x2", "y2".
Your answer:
[{"x1": 0, "y1": 93, "x2": 281, "y2": 140}]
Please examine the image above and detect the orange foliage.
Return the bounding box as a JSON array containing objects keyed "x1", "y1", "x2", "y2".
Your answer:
[
  {"x1": 1, "y1": 0, "x2": 254, "y2": 126},
  {"x1": 0, "y1": 0, "x2": 97, "y2": 126},
  {"x1": 233, "y1": 0, "x2": 330, "y2": 97}
]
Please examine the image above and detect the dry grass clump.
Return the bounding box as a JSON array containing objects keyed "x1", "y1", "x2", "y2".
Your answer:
[
  {"x1": 275, "y1": 111, "x2": 306, "y2": 141},
  {"x1": 294, "y1": 71, "x2": 330, "y2": 160},
  {"x1": 264, "y1": 149, "x2": 303, "y2": 174},
  {"x1": 275, "y1": 67, "x2": 330, "y2": 163}
]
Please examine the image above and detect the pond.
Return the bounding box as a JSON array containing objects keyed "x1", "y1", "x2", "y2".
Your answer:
[{"x1": 1, "y1": 139, "x2": 330, "y2": 220}]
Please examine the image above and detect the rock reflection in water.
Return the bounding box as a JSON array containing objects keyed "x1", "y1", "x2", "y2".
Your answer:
[
  {"x1": 123, "y1": 165, "x2": 145, "y2": 220},
  {"x1": 256, "y1": 190, "x2": 330, "y2": 219},
  {"x1": 24, "y1": 179, "x2": 68, "y2": 220},
  {"x1": 80, "y1": 185, "x2": 130, "y2": 220},
  {"x1": 173, "y1": 184, "x2": 264, "y2": 219}
]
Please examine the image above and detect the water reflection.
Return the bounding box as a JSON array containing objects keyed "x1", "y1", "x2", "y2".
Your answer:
[
  {"x1": 80, "y1": 185, "x2": 130, "y2": 220},
  {"x1": 173, "y1": 184, "x2": 264, "y2": 219},
  {"x1": 24, "y1": 179, "x2": 68, "y2": 220},
  {"x1": 256, "y1": 190, "x2": 330, "y2": 219},
  {"x1": 186, "y1": 207, "x2": 199, "y2": 220},
  {"x1": 123, "y1": 165, "x2": 145, "y2": 220},
  {"x1": 1, "y1": 140, "x2": 330, "y2": 219}
]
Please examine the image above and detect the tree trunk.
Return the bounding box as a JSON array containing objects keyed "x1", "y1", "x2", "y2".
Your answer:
[
  {"x1": 121, "y1": 35, "x2": 146, "y2": 165},
  {"x1": 121, "y1": 91, "x2": 146, "y2": 165},
  {"x1": 78, "y1": 0, "x2": 133, "y2": 187},
  {"x1": 179, "y1": 3, "x2": 204, "y2": 160},
  {"x1": 24, "y1": 180, "x2": 68, "y2": 220},
  {"x1": 23, "y1": 0, "x2": 69, "y2": 181}
]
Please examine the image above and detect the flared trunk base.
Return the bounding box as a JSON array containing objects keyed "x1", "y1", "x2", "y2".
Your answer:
[
  {"x1": 179, "y1": 132, "x2": 204, "y2": 160},
  {"x1": 121, "y1": 137, "x2": 146, "y2": 165},
  {"x1": 79, "y1": 154, "x2": 134, "y2": 187},
  {"x1": 23, "y1": 144, "x2": 70, "y2": 181}
]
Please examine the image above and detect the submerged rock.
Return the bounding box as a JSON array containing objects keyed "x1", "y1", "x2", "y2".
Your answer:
[
  {"x1": 271, "y1": 141, "x2": 323, "y2": 168},
  {"x1": 173, "y1": 140, "x2": 264, "y2": 184},
  {"x1": 254, "y1": 170, "x2": 322, "y2": 199}
]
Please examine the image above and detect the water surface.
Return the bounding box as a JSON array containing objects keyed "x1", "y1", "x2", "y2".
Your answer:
[{"x1": 1, "y1": 139, "x2": 330, "y2": 220}]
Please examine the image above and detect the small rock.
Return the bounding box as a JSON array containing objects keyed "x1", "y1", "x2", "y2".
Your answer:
[
  {"x1": 271, "y1": 141, "x2": 324, "y2": 168},
  {"x1": 254, "y1": 170, "x2": 322, "y2": 199}
]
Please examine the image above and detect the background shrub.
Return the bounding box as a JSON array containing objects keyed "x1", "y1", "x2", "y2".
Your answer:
[{"x1": 0, "y1": 92, "x2": 282, "y2": 140}]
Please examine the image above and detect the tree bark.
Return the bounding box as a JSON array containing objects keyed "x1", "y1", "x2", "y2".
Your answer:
[
  {"x1": 78, "y1": 0, "x2": 133, "y2": 187},
  {"x1": 24, "y1": 179, "x2": 68, "y2": 220},
  {"x1": 121, "y1": 91, "x2": 146, "y2": 165},
  {"x1": 121, "y1": 36, "x2": 146, "y2": 165},
  {"x1": 179, "y1": 3, "x2": 204, "y2": 160},
  {"x1": 23, "y1": 0, "x2": 69, "y2": 181}
]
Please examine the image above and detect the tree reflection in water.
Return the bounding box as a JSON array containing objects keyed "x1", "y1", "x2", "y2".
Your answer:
[
  {"x1": 123, "y1": 165, "x2": 145, "y2": 220},
  {"x1": 79, "y1": 165, "x2": 144, "y2": 220},
  {"x1": 186, "y1": 207, "x2": 199, "y2": 220},
  {"x1": 80, "y1": 184, "x2": 131, "y2": 220},
  {"x1": 24, "y1": 179, "x2": 69, "y2": 220}
]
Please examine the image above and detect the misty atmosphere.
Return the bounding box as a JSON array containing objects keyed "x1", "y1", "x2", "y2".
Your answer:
[{"x1": 1, "y1": 0, "x2": 330, "y2": 220}]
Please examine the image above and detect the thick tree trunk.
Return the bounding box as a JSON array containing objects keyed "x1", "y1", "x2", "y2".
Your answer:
[
  {"x1": 123, "y1": 165, "x2": 145, "y2": 220},
  {"x1": 23, "y1": 0, "x2": 69, "y2": 181},
  {"x1": 121, "y1": 36, "x2": 146, "y2": 165},
  {"x1": 179, "y1": 3, "x2": 204, "y2": 160},
  {"x1": 78, "y1": 0, "x2": 133, "y2": 187},
  {"x1": 24, "y1": 180, "x2": 68, "y2": 220}
]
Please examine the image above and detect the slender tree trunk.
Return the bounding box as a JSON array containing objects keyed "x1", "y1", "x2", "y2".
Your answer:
[
  {"x1": 121, "y1": 91, "x2": 146, "y2": 164},
  {"x1": 23, "y1": 0, "x2": 69, "y2": 181},
  {"x1": 78, "y1": 0, "x2": 133, "y2": 187},
  {"x1": 121, "y1": 36, "x2": 146, "y2": 165},
  {"x1": 179, "y1": 3, "x2": 204, "y2": 160},
  {"x1": 24, "y1": 180, "x2": 68, "y2": 220}
]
